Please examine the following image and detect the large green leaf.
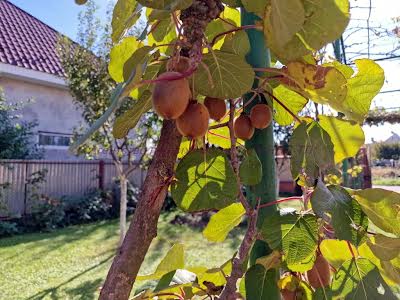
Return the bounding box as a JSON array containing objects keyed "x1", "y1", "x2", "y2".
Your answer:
[
  {"x1": 311, "y1": 183, "x2": 368, "y2": 246},
  {"x1": 203, "y1": 203, "x2": 245, "y2": 242},
  {"x1": 241, "y1": 0, "x2": 265, "y2": 17},
  {"x1": 245, "y1": 264, "x2": 280, "y2": 300},
  {"x1": 333, "y1": 59, "x2": 385, "y2": 123},
  {"x1": 353, "y1": 188, "x2": 400, "y2": 236},
  {"x1": 331, "y1": 258, "x2": 396, "y2": 299},
  {"x1": 264, "y1": 0, "x2": 350, "y2": 61},
  {"x1": 111, "y1": 0, "x2": 141, "y2": 43},
  {"x1": 137, "y1": 244, "x2": 184, "y2": 280},
  {"x1": 109, "y1": 37, "x2": 143, "y2": 83},
  {"x1": 171, "y1": 149, "x2": 239, "y2": 212},
  {"x1": 273, "y1": 85, "x2": 308, "y2": 126},
  {"x1": 112, "y1": 91, "x2": 152, "y2": 138},
  {"x1": 221, "y1": 30, "x2": 250, "y2": 57},
  {"x1": 193, "y1": 51, "x2": 254, "y2": 99},
  {"x1": 319, "y1": 116, "x2": 365, "y2": 164},
  {"x1": 289, "y1": 122, "x2": 308, "y2": 180},
  {"x1": 320, "y1": 239, "x2": 356, "y2": 269},
  {"x1": 239, "y1": 149, "x2": 262, "y2": 185},
  {"x1": 137, "y1": 0, "x2": 192, "y2": 10},
  {"x1": 261, "y1": 212, "x2": 318, "y2": 271},
  {"x1": 264, "y1": 0, "x2": 305, "y2": 47}
]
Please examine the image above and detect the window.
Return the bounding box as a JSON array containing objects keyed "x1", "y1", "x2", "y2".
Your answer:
[{"x1": 38, "y1": 132, "x2": 72, "y2": 147}]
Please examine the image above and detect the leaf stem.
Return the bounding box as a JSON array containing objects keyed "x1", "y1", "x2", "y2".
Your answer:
[
  {"x1": 210, "y1": 24, "x2": 262, "y2": 46},
  {"x1": 347, "y1": 241, "x2": 356, "y2": 258},
  {"x1": 264, "y1": 90, "x2": 302, "y2": 123}
]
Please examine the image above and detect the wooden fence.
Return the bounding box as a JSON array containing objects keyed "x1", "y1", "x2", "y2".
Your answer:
[{"x1": 0, "y1": 160, "x2": 145, "y2": 217}]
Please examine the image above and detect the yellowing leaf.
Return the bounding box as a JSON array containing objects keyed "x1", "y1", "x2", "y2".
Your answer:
[
  {"x1": 137, "y1": 244, "x2": 184, "y2": 280},
  {"x1": 203, "y1": 203, "x2": 245, "y2": 242},
  {"x1": 367, "y1": 235, "x2": 400, "y2": 261},
  {"x1": 353, "y1": 188, "x2": 400, "y2": 236},
  {"x1": 320, "y1": 239, "x2": 356, "y2": 269},
  {"x1": 273, "y1": 85, "x2": 308, "y2": 126},
  {"x1": 319, "y1": 116, "x2": 365, "y2": 163}
]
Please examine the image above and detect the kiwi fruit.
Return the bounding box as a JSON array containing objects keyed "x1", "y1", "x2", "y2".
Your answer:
[
  {"x1": 176, "y1": 101, "x2": 210, "y2": 138},
  {"x1": 167, "y1": 57, "x2": 191, "y2": 74},
  {"x1": 250, "y1": 104, "x2": 273, "y2": 129},
  {"x1": 152, "y1": 72, "x2": 191, "y2": 120},
  {"x1": 307, "y1": 254, "x2": 331, "y2": 288},
  {"x1": 281, "y1": 289, "x2": 296, "y2": 300},
  {"x1": 204, "y1": 97, "x2": 226, "y2": 121},
  {"x1": 234, "y1": 115, "x2": 254, "y2": 140},
  {"x1": 75, "y1": 0, "x2": 87, "y2": 4}
]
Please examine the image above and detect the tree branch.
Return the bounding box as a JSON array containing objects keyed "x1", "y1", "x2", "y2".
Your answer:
[{"x1": 99, "y1": 120, "x2": 182, "y2": 300}]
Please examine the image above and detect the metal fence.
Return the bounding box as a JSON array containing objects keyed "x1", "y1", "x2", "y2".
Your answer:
[{"x1": 0, "y1": 160, "x2": 145, "y2": 217}]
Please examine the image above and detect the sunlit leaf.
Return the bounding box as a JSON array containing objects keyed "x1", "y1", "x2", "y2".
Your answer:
[
  {"x1": 171, "y1": 149, "x2": 238, "y2": 212},
  {"x1": 203, "y1": 203, "x2": 245, "y2": 242},
  {"x1": 245, "y1": 265, "x2": 280, "y2": 300},
  {"x1": 111, "y1": 0, "x2": 141, "y2": 43},
  {"x1": 320, "y1": 239, "x2": 356, "y2": 269},
  {"x1": 137, "y1": 244, "x2": 184, "y2": 280},
  {"x1": 367, "y1": 235, "x2": 400, "y2": 261},
  {"x1": 319, "y1": 115, "x2": 365, "y2": 164},
  {"x1": 273, "y1": 85, "x2": 308, "y2": 126},
  {"x1": 194, "y1": 51, "x2": 254, "y2": 99},
  {"x1": 353, "y1": 188, "x2": 400, "y2": 236},
  {"x1": 331, "y1": 258, "x2": 396, "y2": 299}
]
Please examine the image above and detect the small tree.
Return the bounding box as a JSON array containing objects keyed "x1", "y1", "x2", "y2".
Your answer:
[
  {"x1": 59, "y1": 0, "x2": 158, "y2": 245},
  {"x1": 0, "y1": 92, "x2": 42, "y2": 159}
]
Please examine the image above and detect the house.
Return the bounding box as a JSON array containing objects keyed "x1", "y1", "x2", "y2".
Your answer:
[{"x1": 0, "y1": 0, "x2": 82, "y2": 160}]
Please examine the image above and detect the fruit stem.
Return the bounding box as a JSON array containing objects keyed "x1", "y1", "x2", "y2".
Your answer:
[{"x1": 208, "y1": 121, "x2": 229, "y2": 130}]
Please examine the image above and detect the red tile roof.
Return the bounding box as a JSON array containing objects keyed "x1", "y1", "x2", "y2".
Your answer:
[{"x1": 0, "y1": 0, "x2": 65, "y2": 77}]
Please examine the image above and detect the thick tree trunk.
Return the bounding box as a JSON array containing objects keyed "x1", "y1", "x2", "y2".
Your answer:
[
  {"x1": 99, "y1": 120, "x2": 181, "y2": 300},
  {"x1": 119, "y1": 175, "x2": 128, "y2": 246}
]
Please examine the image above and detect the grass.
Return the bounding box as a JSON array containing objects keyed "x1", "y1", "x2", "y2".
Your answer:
[
  {"x1": 371, "y1": 167, "x2": 400, "y2": 186},
  {"x1": 372, "y1": 178, "x2": 400, "y2": 186},
  {"x1": 0, "y1": 213, "x2": 243, "y2": 300}
]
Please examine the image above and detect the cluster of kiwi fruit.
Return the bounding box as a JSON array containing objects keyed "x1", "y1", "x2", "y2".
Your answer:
[
  {"x1": 233, "y1": 103, "x2": 273, "y2": 140},
  {"x1": 152, "y1": 57, "x2": 227, "y2": 139},
  {"x1": 280, "y1": 253, "x2": 331, "y2": 300}
]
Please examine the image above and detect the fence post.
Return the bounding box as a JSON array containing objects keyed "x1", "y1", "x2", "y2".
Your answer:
[
  {"x1": 23, "y1": 161, "x2": 28, "y2": 215},
  {"x1": 98, "y1": 160, "x2": 105, "y2": 190}
]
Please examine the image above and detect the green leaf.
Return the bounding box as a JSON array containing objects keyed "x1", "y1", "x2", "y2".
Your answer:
[
  {"x1": 318, "y1": 116, "x2": 365, "y2": 164},
  {"x1": 264, "y1": 0, "x2": 350, "y2": 61},
  {"x1": 261, "y1": 212, "x2": 318, "y2": 271},
  {"x1": 239, "y1": 149, "x2": 262, "y2": 185},
  {"x1": 255, "y1": 250, "x2": 282, "y2": 271},
  {"x1": 113, "y1": 91, "x2": 152, "y2": 138},
  {"x1": 265, "y1": 0, "x2": 305, "y2": 47},
  {"x1": 203, "y1": 203, "x2": 245, "y2": 242},
  {"x1": 313, "y1": 287, "x2": 333, "y2": 300},
  {"x1": 221, "y1": 30, "x2": 250, "y2": 57},
  {"x1": 353, "y1": 188, "x2": 400, "y2": 236},
  {"x1": 273, "y1": 85, "x2": 308, "y2": 126},
  {"x1": 137, "y1": 0, "x2": 191, "y2": 10},
  {"x1": 311, "y1": 183, "x2": 368, "y2": 246},
  {"x1": 137, "y1": 244, "x2": 184, "y2": 280},
  {"x1": 206, "y1": 116, "x2": 244, "y2": 149},
  {"x1": 367, "y1": 235, "x2": 400, "y2": 261},
  {"x1": 109, "y1": 37, "x2": 143, "y2": 83},
  {"x1": 111, "y1": 0, "x2": 141, "y2": 43},
  {"x1": 241, "y1": 0, "x2": 266, "y2": 17},
  {"x1": 123, "y1": 46, "x2": 154, "y2": 82},
  {"x1": 320, "y1": 239, "x2": 356, "y2": 269},
  {"x1": 334, "y1": 59, "x2": 385, "y2": 123},
  {"x1": 331, "y1": 258, "x2": 396, "y2": 299},
  {"x1": 289, "y1": 122, "x2": 308, "y2": 180},
  {"x1": 245, "y1": 265, "x2": 280, "y2": 300},
  {"x1": 193, "y1": 51, "x2": 255, "y2": 99},
  {"x1": 171, "y1": 149, "x2": 239, "y2": 212}
]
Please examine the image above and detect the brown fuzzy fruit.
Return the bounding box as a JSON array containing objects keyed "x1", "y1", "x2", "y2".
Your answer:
[
  {"x1": 167, "y1": 57, "x2": 190, "y2": 74},
  {"x1": 204, "y1": 97, "x2": 226, "y2": 121},
  {"x1": 176, "y1": 102, "x2": 210, "y2": 138},
  {"x1": 75, "y1": 0, "x2": 87, "y2": 4},
  {"x1": 234, "y1": 115, "x2": 254, "y2": 140},
  {"x1": 152, "y1": 72, "x2": 191, "y2": 120},
  {"x1": 250, "y1": 104, "x2": 273, "y2": 129},
  {"x1": 307, "y1": 254, "x2": 331, "y2": 288},
  {"x1": 281, "y1": 289, "x2": 296, "y2": 300}
]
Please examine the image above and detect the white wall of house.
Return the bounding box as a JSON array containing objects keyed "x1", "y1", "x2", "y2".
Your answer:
[{"x1": 0, "y1": 64, "x2": 83, "y2": 160}]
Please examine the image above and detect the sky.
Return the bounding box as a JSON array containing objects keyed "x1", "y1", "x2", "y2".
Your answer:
[{"x1": 7, "y1": 0, "x2": 400, "y2": 143}]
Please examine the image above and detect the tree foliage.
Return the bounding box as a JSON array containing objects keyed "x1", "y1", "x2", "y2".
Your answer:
[{"x1": 69, "y1": 0, "x2": 400, "y2": 299}]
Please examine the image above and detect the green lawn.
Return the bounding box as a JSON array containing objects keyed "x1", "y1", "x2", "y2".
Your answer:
[
  {"x1": 372, "y1": 178, "x2": 400, "y2": 186},
  {"x1": 0, "y1": 213, "x2": 243, "y2": 300}
]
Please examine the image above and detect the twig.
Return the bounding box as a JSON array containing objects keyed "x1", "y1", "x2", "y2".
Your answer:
[
  {"x1": 211, "y1": 24, "x2": 262, "y2": 46},
  {"x1": 208, "y1": 121, "x2": 229, "y2": 130}
]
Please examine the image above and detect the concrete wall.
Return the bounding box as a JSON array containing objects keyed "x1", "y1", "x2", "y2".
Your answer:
[{"x1": 0, "y1": 76, "x2": 83, "y2": 160}]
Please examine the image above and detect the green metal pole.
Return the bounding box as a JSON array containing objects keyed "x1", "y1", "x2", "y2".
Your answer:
[{"x1": 241, "y1": 8, "x2": 278, "y2": 285}]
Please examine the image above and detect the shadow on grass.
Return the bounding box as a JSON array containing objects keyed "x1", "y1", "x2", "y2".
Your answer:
[{"x1": 26, "y1": 253, "x2": 114, "y2": 300}]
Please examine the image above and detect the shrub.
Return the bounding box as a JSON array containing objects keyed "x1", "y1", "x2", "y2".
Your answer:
[
  {"x1": 375, "y1": 143, "x2": 400, "y2": 160},
  {"x1": 0, "y1": 221, "x2": 20, "y2": 237}
]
